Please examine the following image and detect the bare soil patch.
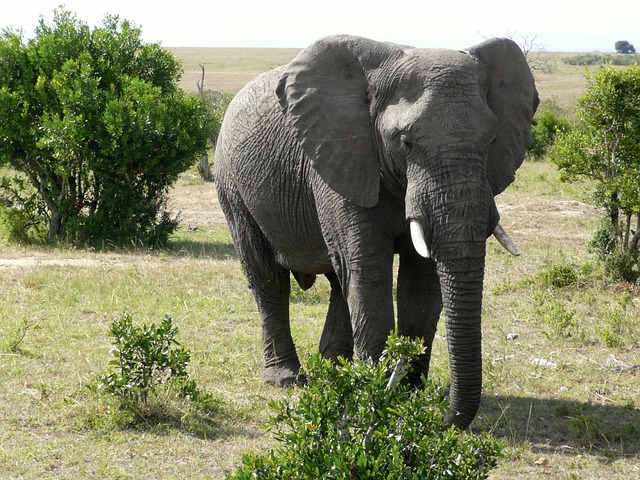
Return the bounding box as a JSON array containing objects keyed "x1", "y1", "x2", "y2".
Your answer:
[
  {"x1": 167, "y1": 176, "x2": 227, "y2": 227},
  {"x1": 0, "y1": 178, "x2": 599, "y2": 270},
  {"x1": 497, "y1": 194, "x2": 598, "y2": 245}
]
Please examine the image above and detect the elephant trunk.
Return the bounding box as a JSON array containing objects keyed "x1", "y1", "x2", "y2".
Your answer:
[
  {"x1": 438, "y1": 256, "x2": 485, "y2": 429},
  {"x1": 406, "y1": 158, "x2": 491, "y2": 429}
]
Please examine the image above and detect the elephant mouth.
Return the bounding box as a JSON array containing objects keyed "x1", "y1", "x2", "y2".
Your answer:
[{"x1": 409, "y1": 218, "x2": 521, "y2": 259}]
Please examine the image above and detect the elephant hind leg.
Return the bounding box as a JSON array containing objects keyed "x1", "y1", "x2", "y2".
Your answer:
[
  {"x1": 217, "y1": 184, "x2": 300, "y2": 386},
  {"x1": 256, "y1": 268, "x2": 300, "y2": 387},
  {"x1": 319, "y1": 272, "x2": 354, "y2": 361}
]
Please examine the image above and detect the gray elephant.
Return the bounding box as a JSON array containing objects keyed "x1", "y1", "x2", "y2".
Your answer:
[{"x1": 214, "y1": 35, "x2": 538, "y2": 429}]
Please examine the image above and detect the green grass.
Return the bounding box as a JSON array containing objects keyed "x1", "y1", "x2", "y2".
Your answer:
[{"x1": 2, "y1": 159, "x2": 638, "y2": 479}]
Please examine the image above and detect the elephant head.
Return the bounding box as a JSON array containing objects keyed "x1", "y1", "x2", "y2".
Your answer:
[{"x1": 276, "y1": 35, "x2": 538, "y2": 428}]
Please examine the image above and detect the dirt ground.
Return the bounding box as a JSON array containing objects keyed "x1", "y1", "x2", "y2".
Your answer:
[{"x1": 0, "y1": 176, "x2": 597, "y2": 269}]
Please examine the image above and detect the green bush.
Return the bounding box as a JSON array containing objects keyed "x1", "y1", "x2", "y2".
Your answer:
[
  {"x1": 563, "y1": 54, "x2": 608, "y2": 66},
  {"x1": 528, "y1": 111, "x2": 570, "y2": 160},
  {"x1": 589, "y1": 224, "x2": 639, "y2": 283},
  {"x1": 563, "y1": 54, "x2": 640, "y2": 66},
  {"x1": 596, "y1": 295, "x2": 638, "y2": 348},
  {"x1": 97, "y1": 313, "x2": 196, "y2": 408},
  {"x1": 0, "y1": 176, "x2": 47, "y2": 243},
  {"x1": 536, "y1": 264, "x2": 580, "y2": 289},
  {"x1": 201, "y1": 90, "x2": 234, "y2": 147},
  {"x1": 0, "y1": 9, "x2": 212, "y2": 246},
  {"x1": 227, "y1": 332, "x2": 503, "y2": 480}
]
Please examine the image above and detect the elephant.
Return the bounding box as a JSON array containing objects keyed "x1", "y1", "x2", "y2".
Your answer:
[{"x1": 214, "y1": 34, "x2": 538, "y2": 429}]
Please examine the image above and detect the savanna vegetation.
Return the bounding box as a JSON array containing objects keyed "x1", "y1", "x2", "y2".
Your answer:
[
  {"x1": 552, "y1": 64, "x2": 640, "y2": 283},
  {"x1": 0, "y1": 9, "x2": 211, "y2": 247},
  {"x1": 0, "y1": 19, "x2": 639, "y2": 479}
]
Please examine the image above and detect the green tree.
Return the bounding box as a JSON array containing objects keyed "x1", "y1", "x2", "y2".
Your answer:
[
  {"x1": 551, "y1": 64, "x2": 640, "y2": 281},
  {"x1": 615, "y1": 40, "x2": 636, "y2": 54},
  {"x1": 0, "y1": 9, "x2": 211, "y2": 246}
]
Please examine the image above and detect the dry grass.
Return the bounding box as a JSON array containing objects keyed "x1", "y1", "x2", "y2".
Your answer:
[
  {"x1": 168, "y1": 47, "x2": 300, "y2": 94},
  {"x1": 170, "y1": 48, "x2": 593, "y2": 113}
]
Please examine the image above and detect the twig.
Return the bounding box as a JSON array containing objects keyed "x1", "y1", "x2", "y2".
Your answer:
[{"x1": 364, "y1": 356, "x2": 409, "y2": 448}]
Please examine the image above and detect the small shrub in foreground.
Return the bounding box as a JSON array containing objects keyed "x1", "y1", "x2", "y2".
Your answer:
[
  {"x1": 227, "y1": 332, "x2": 503, "y2": 480},
  {"x1": 97, "y1": 313, "x2": 198, "y2": 412}
]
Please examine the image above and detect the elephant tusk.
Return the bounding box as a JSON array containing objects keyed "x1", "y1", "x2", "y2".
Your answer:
[
  {"x1": 493, "y1": 223, "x2": 521, "y2": 256},
  {"x1": 410, "y1": 220, "x2": 431, "y2": 258}
]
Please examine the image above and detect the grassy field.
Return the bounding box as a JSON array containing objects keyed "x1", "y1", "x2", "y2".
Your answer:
[
  {"x1": 168, "y1": 47, "x2": 301, "y2": 94},
  {"x1": 169, "y1": 47, "x2": 592, "y2": 110},
  {"x1": 1, "y1": 47, "x2": 639, "y2": 479}
]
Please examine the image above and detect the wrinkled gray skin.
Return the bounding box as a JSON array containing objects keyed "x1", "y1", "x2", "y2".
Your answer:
[{"x1": 214, "y1": 35, "x2": 538, "y2": 429}]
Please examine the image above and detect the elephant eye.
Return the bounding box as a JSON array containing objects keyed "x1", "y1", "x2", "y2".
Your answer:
[{"x1": 400, "y1": 133, "x2": 413, "y2": 154}]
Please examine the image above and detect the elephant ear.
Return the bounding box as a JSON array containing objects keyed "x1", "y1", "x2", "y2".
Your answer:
[
  {"x1": 468, "y1": 38, "x2": 539, "y2": 196},
  {"x1": 276, "y1": 35, "x2": 403, "y2": 208}
]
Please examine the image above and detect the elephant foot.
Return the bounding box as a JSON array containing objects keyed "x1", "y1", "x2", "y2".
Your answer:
[
  {"x1": 320, "y1": 348, "x2": 354, "y2": 363},
  {"x1": 261, "y1": 365, "x2": 300, "y2": 387}
]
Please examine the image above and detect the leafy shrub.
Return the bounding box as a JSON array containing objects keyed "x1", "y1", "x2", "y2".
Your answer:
[
  {"x1": 89, "y1": 313, "x2": 223, "y2": 433},
  {"x1": 563, "y1": 54, "x2": 608, "y2": 66},
  {"x1": 528, "y1": 111, "x2": 570, "y2": 160},
  {"x1": 536, "y1": 264, "x2": 579, "y2": 289},
  {"x1": 201, "y1": 90, "x2": 234, "y2": 147},
  {"x1": 97, "y1": 313, "x2": 196, "y2": 408},
  {"x1": 596, "y1": 296, "x2": 638, "y2": 348},
  {"x1": 589, "y1": 224, "x2": 639, "y2": 283},
  {"x1": 227, "y1": 332, "x2": 504, "y2": 480},
  {"x1": 0, "y1": 9, "x2": 212, "y2": 246},
  {"x1": 596, "y1": 308, "x2": 626, "y2": 348},
  {"x1": 603, "y1": 249, "x2": 639, "y2": 283},
  {"x1": 195, "y1": 90, "x2": 233, "y2": 180},
  {"x1": 552, "y1": 64, "x2": 640, "y2": 284},
  {"x1": 589, "y1": 225, "x2": 617, "y2": 257},
  {"x1": 532, "y1": 290, "x2": 580, "y2": 339},
  {"x1": 0, "y1": 176, "x2": 47, "y2": 243}
]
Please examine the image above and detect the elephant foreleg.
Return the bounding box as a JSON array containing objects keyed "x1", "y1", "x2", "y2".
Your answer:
[
  {"x1": 319, "y1": 272, "x2": 354, "y2": 361},
  {"x1": 316, "y1": 192, "x2": 397, "y2": 363},
  {"x1": 396, "y1": 237, "x2": 443, "y2": 385}
]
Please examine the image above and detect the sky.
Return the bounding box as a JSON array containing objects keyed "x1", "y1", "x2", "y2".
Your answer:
[{"x1": 3, "y1": 1, "x2": 639, "y2": 52}]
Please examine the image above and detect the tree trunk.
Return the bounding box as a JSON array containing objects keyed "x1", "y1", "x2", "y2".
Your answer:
[
  {"x1": 630, "y1": 212, "x2": 640, "y2": 255},
  {"x1": 196, "y1": 64, "x2": 213, "y2": 182},
  {"x1": 609, "y1": 193, "x2": 619, "y2": 237},
  {"x1": 624, "y1": 213, "x2": 631, "y2": 247},
  {"x1": 48, "y1": 208, "x2": 63, "y2": 242},
  {"x1": 200, "y1": 152, "x2": 212, "y2": 182}
]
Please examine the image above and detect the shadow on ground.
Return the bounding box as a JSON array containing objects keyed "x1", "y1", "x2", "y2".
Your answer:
[{"x1": 480, "y1": 394, "x2": 640, "y2": 458}]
